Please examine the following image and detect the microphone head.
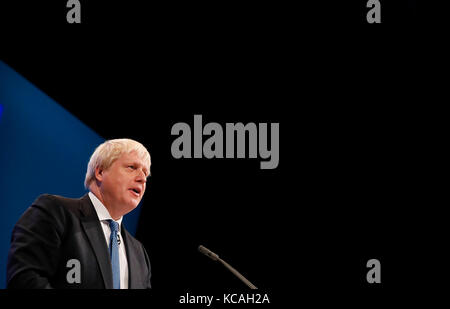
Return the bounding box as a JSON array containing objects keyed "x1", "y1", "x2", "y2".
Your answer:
[{"x1": 198, "y1": 245, "x2": 220, "y2": 261}]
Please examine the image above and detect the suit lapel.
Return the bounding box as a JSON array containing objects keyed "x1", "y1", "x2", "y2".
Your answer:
[{"x1": 79, "y1": 194, "x2": 113, "y2": 289}]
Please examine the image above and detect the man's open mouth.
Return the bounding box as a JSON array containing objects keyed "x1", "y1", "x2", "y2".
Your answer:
[{"x1": 129, "y1": 188, "x2": 141, "y2": 196}]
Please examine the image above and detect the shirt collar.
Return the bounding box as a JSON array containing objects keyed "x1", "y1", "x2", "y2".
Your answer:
[{"x1": 88, "y1": 192, "x2": 123, "y2": 229}]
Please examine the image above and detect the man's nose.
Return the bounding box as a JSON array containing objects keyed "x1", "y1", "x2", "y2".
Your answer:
[{"x1": 135, "y1": 170, "x2": 147, "y2": 183}]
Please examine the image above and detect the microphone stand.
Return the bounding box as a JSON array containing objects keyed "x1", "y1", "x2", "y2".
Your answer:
[{"x1": 199, "y1": 245, "x2": 258, "y2": 289}]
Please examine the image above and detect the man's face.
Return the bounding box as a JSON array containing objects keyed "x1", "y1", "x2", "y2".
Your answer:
[{"x1": 97, "y1": 151, "x2": 149, "y2": 218}]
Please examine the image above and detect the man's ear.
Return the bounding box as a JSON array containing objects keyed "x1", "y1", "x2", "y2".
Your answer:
[{"x1": 94, "y1": 166, "x2": 104, "y2": 182}]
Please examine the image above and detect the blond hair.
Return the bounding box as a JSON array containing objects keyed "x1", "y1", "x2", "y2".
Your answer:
[{"x1": 84, "y1": 138, "x2": 151, "y2": 189}]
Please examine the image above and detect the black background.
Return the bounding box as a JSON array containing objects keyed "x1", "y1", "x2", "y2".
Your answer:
[{"x1": 2, "y1": 0, "x2": 446, "y2": 306}]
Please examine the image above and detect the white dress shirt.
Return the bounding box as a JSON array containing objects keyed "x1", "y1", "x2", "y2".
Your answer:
[{"x1": 88, "y1": 192, "x2": 129, "y2": 289}]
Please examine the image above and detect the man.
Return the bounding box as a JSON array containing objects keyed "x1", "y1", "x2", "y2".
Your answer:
[{"x1": 7, "y1": 138, "x2": 152, "y2": 288}]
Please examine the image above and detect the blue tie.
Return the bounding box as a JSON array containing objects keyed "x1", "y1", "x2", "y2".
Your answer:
[{"x1": 108, "y1": 220, "x2": 120, "y2": 289}]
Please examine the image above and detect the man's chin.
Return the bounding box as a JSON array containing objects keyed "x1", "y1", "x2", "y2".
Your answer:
[{"x1": 124, "y1": 201, "x2": 140, "y2": 212}]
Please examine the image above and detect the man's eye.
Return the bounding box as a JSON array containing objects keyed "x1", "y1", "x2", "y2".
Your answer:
[{"x1": 128, "y1": 165, "x2": 135, "y2": 169}]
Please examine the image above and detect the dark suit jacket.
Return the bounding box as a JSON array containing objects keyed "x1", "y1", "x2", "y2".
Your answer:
[{"x1": 7, "y1": 193, "x2": 151, "y2": 289}]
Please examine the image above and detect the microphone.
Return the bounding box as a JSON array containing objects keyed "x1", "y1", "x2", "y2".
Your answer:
[
  {"x1": 198, "y1": 245, "x2": 219, "y2": 261},
  {"x1": 198, "y1": 245, "x2": 258, "y2": 289}
]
